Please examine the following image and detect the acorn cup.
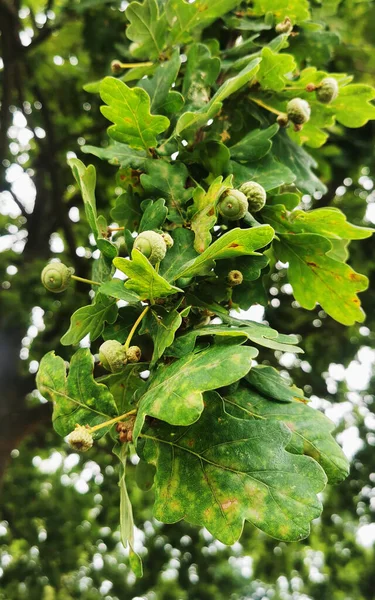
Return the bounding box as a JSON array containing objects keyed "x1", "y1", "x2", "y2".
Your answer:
[
  {"x1": 287, "y1": 98, "x2": 311, "y2": 125},
  {"x1": 239, "y1": 181, "x2": 267, "y2": 212},
  {"x1": 316, "y1": 77, "x2": 339, "y2": 104},
  {"x1": 133, "y1": 230, "x2": 167, "y2": 264},
  {"x1": 41, "y1": 263, "x2": 73, "y2": 293},
  {"x1": 99, "y1": 340, "x2": 127, "y2": 373},
  {"x1": 217, "y1": 190, "x2": 248, "y2": 220}
]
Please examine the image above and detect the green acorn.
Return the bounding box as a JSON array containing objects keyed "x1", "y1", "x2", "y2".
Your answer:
[
  {"x1": 67, "y1": 425, "x2": 93, "y2": 452},
  {"x1": 133, "y1": 230, "x2": 167, "y2": 264},
  {"x1": 275, "y1": 16, "x2": 293, "y2": 35},
  {"x1": 126, "y1": 345, "x2": 142, "y2": 363},
  {"x1": 287, "y1": 98, "x2": 311, "y2": 125},
  {"x1": 99, "y1": 340, "x2": 127, "y2": 373},
  {"x1": 316, "y1": 77, "x2": 339, "y2": 104},
  {"x1": 41, "y1": 262, "x2": 73, "y2": 293},
  {"x1": 218, "y1": 190, "x2": 248, "y2": 220},
  {"x1": 239, "y1": 181, "x2": 267, "y2": 212},
  {"x1": 160, "y1": 231, "x2": 174, "y2": 249},
  {"x1": 227, "y1": 270, "x2": 243, "y2": 286},
  {"x1": 110, "y1": 60, "x2": 122, "y2": 74}
]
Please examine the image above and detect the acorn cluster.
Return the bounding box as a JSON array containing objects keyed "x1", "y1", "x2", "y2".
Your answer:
[{"x1": 218, "y1": 180, "x2": 267, "y2": 219}]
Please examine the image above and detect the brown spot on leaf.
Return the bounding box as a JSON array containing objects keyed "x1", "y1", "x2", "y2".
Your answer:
[
  {"x1": 307, "y1": 261, "x2": 317, "y2": 267},
  {"x1": 349, "y1": 272, "x2": 362, "y2": 282},
  {"x1": 221, "y1": 499, "x2": 238, "y2": 510},
  {"x1": 228, "y1": 242, "x2": 240, "y2": 248}
]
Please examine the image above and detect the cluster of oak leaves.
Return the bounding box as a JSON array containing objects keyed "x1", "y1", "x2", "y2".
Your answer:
[{"x1": 35, "y1": 5, "x2": 375, "y2": 577}]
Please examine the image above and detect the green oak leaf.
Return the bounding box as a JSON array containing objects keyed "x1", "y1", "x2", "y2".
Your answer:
[
  {"x1": 139, "y1": 393, "x2": 326, "y2": 543},
  {"x1": 190, "y1": 175, "x2": 233, "y2": 253},
  {"x1": 135, "y1": 459, "x2": 156, "y2": 491},
  {"x1": 166, "y1": 0, "x2": 244, "y2": 45},
  {"x1": 275, "y1": 234, "x2": 369, "y2": 325},
  {"x1": 114, "y1": 251, "x2": 182, "y2": 301},
  {"x1": 99, "y1": 279, "x2": 140, "y2": 303},
  {"x1": 140, "y1": 305, "x2": 186, "y2": 365},
  {"x1": 61, "y1": 295, "x2": 118, "y2": 346},
  {"x1": 224, "y1": 15, "x2": 272, "y2": 34},
  {"x1": 225, "y1": 385, "x2": 349, "y2": 484},
  {"x1": 224, "y1": 255, "x2": 269, "y2": 309},
  {"x1": 140, "y1": 161, "x2": 192, "y2": 224},
  {"x1": 175, "y1": 226, "x2": 275, "y2": 279},
  {"x1": 92, "y1": 253, "x2": 115, "y2": 285},
  {"x1": 139, "y1": 198, "x2": 168, "y2": 232},
  {"x1": 110, "y1": 190, "x2": 142, "y2": 231},
  {"x1": 113, "y1": 443, "x2": 143, "y2": 577},
  {"x1": 272, "y1": 131, "x2": 327, "y2": 195},
  {"x1": 230, "y1": 154, "x2": 295, "y2": 191},
  {"x1": 68, "y1": 158, "x2": 98, "y2": 237},
  {"x1": 229, "y1": 123, "x2": 279, "y2": 162},
  {"x1": 68, "y1": 158, "x2": 117, "y2": 258},
  {"x1": 198, "y1": 141, "x2": 231, "y2": 177},
  {"x1": 290, "y1": 28, "x2": 340, "y2": 67},
  {"x1": 125, "y1": 0, "x2": 167, "y2": 60},
  {"x1": 262, "y1": 205, "x2": 374, "y2": 240},
  {"x1": 168, "y1": 322, "x2": 302, "y2": 358},
  {"x1": 245, "y1": 365, "x2": 307, "y2": 403},
  {"x1": 333, "y1": 84, "x2": 375, "y2": 128},
  {"x1": 82, "y1": 142, "x2": 150, "y2": 170},
  {"x1": 182, "y1": 43, "x2": 221, "y2": 110},
  {"x1": 252, "y1": 0, "x2": 310, "y2": 24},
  {"x1": 257, "y1": 47, "x2": 296, "y2": 91},
  {"x1": 133, "y1": 344, "x2": 257, "y2": 440},
  {"x1": 98, "y1": 364, "x2": 146, "y2": 415},
  {"x1": 267, "y1": 192, "x2": 300, "y2": 210},
  {"x1": 139, "y1": 49, "x2": 184, "y2": 116},
  {"x1": 36, "y1": 348, "x2": 118, "y2": 438},
  {"x1": 213, "y1": 254, "x2": 270, "y2": 307},
  {"x1": 159, "y1": 228, "x2": 199, "y2": 282},
  {"x1": 326, "y1": 239, "x2": 350, "y2": 263},
  {"x1": 100, "y1": 77, "x2": 170, "y2": 150},
  {"x1": 176, "y1": 58, "x2": 261, "y2": 136}
]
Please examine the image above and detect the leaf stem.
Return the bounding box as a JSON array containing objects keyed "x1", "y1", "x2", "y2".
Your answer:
[
  {"x1": 124, "y1": 305, "x2": 150, "y2": 351},
  {"x1": 72, "y1": 275, "x2": 101, "y2": 286},
  {"x1": 116, "y1": 61, "x2": 153, "y2": 69},
  {"x1": 249, "y1": 96, "x2": 283, "y2": 116},
  {"x1": 89, "y1": 409, "x2": 137, "y2": 433},
  {"x1": 108, "y1": 226, "x2": 125, "y2": 232}
]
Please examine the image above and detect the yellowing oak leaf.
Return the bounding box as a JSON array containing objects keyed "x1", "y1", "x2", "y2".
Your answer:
[
  {"x1": 133, "y1": 345, "x2": 257, "y2": 440},
  {"x1": 37, "y1": 349, "x2": 118, "y2": 438},
  {"x1": 275, "y1": 233, "x2": 369, "y2": 325},
  {"x1": 139, "y1": 394, "x2": 326, "y2": 544}
]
